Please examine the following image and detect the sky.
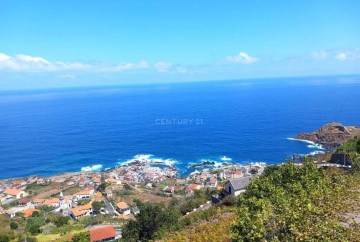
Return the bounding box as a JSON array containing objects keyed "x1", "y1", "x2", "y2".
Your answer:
[{"x1": 0, "y1": 0, "x2": 359, "y2": 90}]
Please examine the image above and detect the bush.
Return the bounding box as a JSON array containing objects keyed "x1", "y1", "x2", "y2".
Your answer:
[
  {"x1": 232, "y1": 159, "x2": 355, "y2": 241},
  {"x1": 10, "y1": 222, "x2": 18, "y2": 230}
]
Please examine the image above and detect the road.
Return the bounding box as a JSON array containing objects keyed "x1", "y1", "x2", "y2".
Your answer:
[{"x1": 103, "y1": 195, "x2": 116, "y2": 214}]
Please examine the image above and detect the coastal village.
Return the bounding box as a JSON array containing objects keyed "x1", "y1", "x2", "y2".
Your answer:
[
  {"x1": 0, "y1": 123, "x2": 359, "y2": 241},
  {"x1": 0, "y1": 154, "x2": 266, "y2": 241}
]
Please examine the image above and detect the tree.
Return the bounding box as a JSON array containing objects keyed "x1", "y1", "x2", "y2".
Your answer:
[
  {"x1": 10, "y1": 222, "x2": 18, "y2": 230},
  {"x1": 26, "y1": 216, "x2": 46, "y2": 235},
  {"x1": 0, "y1": 234, "x2": 10, "y2": 242},
  {"x1": 54, "y1": 216, "x2": 70, "y2": 227},
  {"x1": 121, "y1": 202, "x2": 181, "y2": 241},
  {"x1": 72, "y1": 231, "x2": 90, "y2": 242},
  {"x1": 91, "y1": 201, "x2": 105, "y2": 213},
  {"x1": 356, "y1": 138, "x2": 360, "y2": 153},
  {"x1": 232, "y1": 159, "x2": 352, "y2": 241},
  {"x1": 350, "y1": 153, "x2": 360, "y2": 172},
  {"x1": 97, "y1": 182, "x2": 107, "y2": 193}
]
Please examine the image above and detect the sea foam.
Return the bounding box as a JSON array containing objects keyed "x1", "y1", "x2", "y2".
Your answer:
[
  {"x1": 119, "y1": 154, "x2": 177, "y2": 167},
  {"x1": 287, "y1": 138, "x2": 325, "y2": 150},
  {"x1": 81, "y1": 164, "x2": 103, "y2": 172}
]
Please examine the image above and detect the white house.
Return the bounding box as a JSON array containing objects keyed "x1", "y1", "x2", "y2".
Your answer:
[
  {"x1": 3, "y1": 188, "x2": 27, "y2": 199},
  {"x1": 224, "y1": 176, "x2": 253, "y2": 196}
]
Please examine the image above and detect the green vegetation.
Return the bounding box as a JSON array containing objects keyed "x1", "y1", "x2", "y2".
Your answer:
[
  {"x1": 338, "y1": 137, "x2": 360, "y2": 152},
  {"x1": 232, "y1": 159, "x2": 360, "y2": 241},
  {"x1": 91, "y1": 201, "x2": 105, "y2": 213},
  {"x1": 71, "y1": 231, "x2": 90, "y2": 242},
  {"x1": 10, "y1": 221, "x2": 18, "y2": 230},
  {"x1": 77, "y1": 199, "x2": 91, "y2": 206},
  {"x1": 121, "y1": 202, "x2": 181, "y2": 241}
]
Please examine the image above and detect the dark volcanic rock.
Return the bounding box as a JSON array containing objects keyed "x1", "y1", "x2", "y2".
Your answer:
[{"x1": 295, "y1": 122, "x2": 360, "y2": 149}]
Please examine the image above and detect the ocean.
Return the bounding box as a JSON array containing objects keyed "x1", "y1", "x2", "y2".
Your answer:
[{"x1": 0, "y1": 75, "x2": 359, "y2": 179}]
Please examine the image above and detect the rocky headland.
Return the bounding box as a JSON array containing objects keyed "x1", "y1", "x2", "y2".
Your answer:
[{"x1": 295, "y1": 122, "x2": 360, "y2": 149}]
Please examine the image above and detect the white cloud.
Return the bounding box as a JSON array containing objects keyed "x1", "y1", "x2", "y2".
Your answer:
[
  {"x1": 16, "y1": 54, "x2": 49, "y2": 64},
  {"x1": 311, "y1": 51, "x2": 328, "y2": 60},
  {"x1": 153, "y1": 62, "x2": 173, "y2": 72},
  {"x1": 335, "y1": 52, "x2": 347, "y2": 61},
  {"x1": 0, "y1": 53, "x2": 189, "y2": 74},
  {"x1": 226, "y1": 52, "x2": 258, "y2": 64}
]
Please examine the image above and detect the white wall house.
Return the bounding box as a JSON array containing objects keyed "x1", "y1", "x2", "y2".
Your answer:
[{"x1": 224, "y1": 176, "x2": 253, "y2": 196}]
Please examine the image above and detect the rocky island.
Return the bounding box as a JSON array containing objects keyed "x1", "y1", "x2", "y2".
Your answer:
[{"x1": 295, "y1": 122, "x2": 360, "y2": 149}]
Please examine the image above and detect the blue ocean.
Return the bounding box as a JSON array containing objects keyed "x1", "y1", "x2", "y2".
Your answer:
[{"x1": 0, "y1": 75, "x2": 359, "y2": 179}]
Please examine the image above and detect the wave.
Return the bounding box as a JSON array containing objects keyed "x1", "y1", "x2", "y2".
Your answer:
[
  {"x1": 119, "y1": 154, "x2": 177, "y2": 167},
  {"x1": 220, "y1": 155, "x2": 232, "y2": 161},
  {"x1": 287, "y1": 138, "x2": 325, "y2": 150},
  {"x1": 81, "y1": 164, "x2": 103, "y2": 172}
]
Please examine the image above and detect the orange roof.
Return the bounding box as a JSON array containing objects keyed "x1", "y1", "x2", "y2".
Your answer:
[
  {"x1": 78, "y1": 203, "x2": 93, "y2": 211},
  {"x1": 71, "y1": 203, "x2": 92, "y2": 217},
  {"x1": 32, "y1": 198, "x2": 45, "y2": 204},
  {"x1": 116, "y1": 202, "x2": 128, "y2": 209},
  {"x1": 4, "y1": 188, "x2": 22, "y2": 196},
  {"x1": 22, "y1": 208, "x2": 38, "y2": 217},
  {"x1": 186, "y1": 184, "x2": 200, "y2": 191},
  {"x1": 43, "y1": 197, "x2": 60, "y2": 205},
  {"x1": 76, "y1": 187, "x2": 93, "y2": 195},
  {"x1": 90, "y1": 226, "x2": 116, "y2": 242},
  {"x1": 71, "y1": 208, "x2": 88, "y2": 217},
  {"x1": 94, "y1": 192, "x2": 103, "y2": 199}
]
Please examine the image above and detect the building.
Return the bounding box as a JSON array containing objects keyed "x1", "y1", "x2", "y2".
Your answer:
[
  {"x1": 185, "y1": 184, "x2": 201, "y2": 194},
  {"x1": 93, "y1": 192, "x2": 104, "y2": 202},
  {"x1": 3, "y1": 188, "x2": 27, "y2": 199},
  {"x1": 116, "y1": 202, "x2": 130, "y2": 215},
  {"x1": 22, "y1": 208, "x2": 39, "y2": 217},
  {"x1": 105, "y1": 188, "x2": 113, "y2": 198},
  {"x1": 75, "y1": 187, "x2": 95, "y2": 200},
  {"x1": 224, "y1": 176, "x2": 253, "y2": 196},
  {"x1": 71, "y1": 203, "x2": 93, "y2": 220},
  {"x1": 32, "y1": 198, "x2": 45, "y2": 207},
  {"x1": 59, "y1": 191, "x2": 73, "y2": 210},
  {"x1": 43, "y1": 197, "x2": 60, "y2": 207},
  {"x1": 90, "y1": 225, "x2": 116, "y2": 242},
  {"x1": 208, "y1": 178, "x2": 218, "y2": 188},
  {"x1": 18, "y1": 197, "x2": 31, "y2": 206}
]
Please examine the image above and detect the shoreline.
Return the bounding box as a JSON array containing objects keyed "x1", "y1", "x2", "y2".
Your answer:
[{"x1": 0, "y1": 139, "x2": 327, "y2": 182}]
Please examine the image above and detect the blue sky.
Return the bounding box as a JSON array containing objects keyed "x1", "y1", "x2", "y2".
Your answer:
[{"x1": 0, "y1": 0, "x2": 359, "y2": 90}]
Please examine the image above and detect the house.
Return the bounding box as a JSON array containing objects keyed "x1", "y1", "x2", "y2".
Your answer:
[
  {"x1": 3, "y1": 209, "x2": 15, "y2": 218},
  {"x1": 93, "y1": 192, "x2": 104, "y2": 202},
  {"x1": 330, "y1": 153, "x2": 351, "y2": 166},
  {"x1": 163, "y1": 186, "x2": 174, "y2": 194},
  {"x1": 75, "y1": 187, "x2": 95, "y2": 200},
  {"x1": 18, "y1": 197, "x2": 31, "y2": 206},
  {"x1": 185, "y1": 184, "x2": 201, "y2": 194},
  {"x1": 174, "y1": 185, "x2": 184, "y2": 193},
  {"x1": 208, "y1": 178, "x2": 218, "y2": 188},
  {"x1": 43, "y1": 197, "x2": 60, "y2": 207},
  {"x1": 22, "y1": 208, "x2": 39, "y2": 217},
  {"x1": 105, "y1": 188, "x2": 113, "y2": 198},
  {"x1": 71, "y1": 203, "x2": 93, "y2": 220},
  {"x1": 116, "y1": 202, "x2": 130, "y2": 215},
  {"x1": 3, "y1": 188, "x2": 27, "y2": 199},
  {"x1": 90, "y1": 225, "x2": 116, "y2": 242},
  {"x1": 224, "y1": 176, "x2": 253, "y2": 196},
  {"x1": 32, "y1": 198, "x2": 45, "y2": 207}
]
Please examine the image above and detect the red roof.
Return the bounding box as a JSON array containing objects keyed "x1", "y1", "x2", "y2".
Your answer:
[{"x1": 90, "y1": 226, "x2": 116, "y2": 242}]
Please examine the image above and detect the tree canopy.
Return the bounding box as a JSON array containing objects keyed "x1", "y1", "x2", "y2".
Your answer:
[{"x1": 232, "y1": 159, "x2": 358, "y2": 241}]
